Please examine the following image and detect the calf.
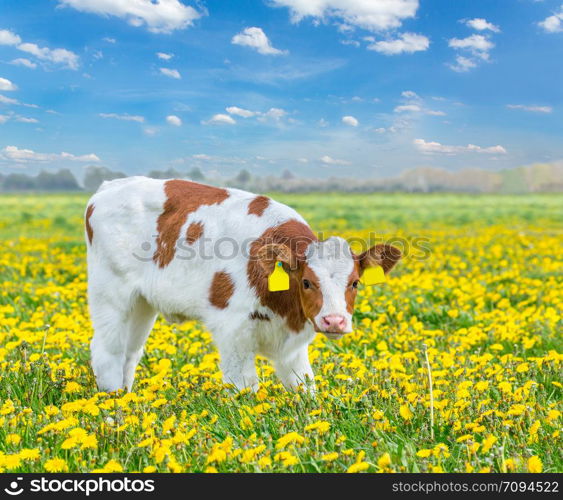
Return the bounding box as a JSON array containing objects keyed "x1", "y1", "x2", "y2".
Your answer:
[{"x1": 85, "y1": 177, "x2": 400, "y2": 393}]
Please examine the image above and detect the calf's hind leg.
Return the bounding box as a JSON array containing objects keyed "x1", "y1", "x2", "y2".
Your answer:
[
  {"x1": 122, "y1": 295, "x2": 157, "y2": 391},
  {"x1": 89, "y1": 297, "x2": 129, "y2": 392}
]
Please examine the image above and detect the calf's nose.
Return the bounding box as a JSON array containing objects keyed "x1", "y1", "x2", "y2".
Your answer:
[{"x1": 321, "y1": 314, "x2": 346, "y2": 333}]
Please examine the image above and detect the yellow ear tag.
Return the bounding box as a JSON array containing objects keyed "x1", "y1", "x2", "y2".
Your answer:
[
  {"x1": 268, "y1": 261, "x2": 290, "y2": 292},
  {"x1": 362, "y1": 265, "x2": 386, "y2": 286}
]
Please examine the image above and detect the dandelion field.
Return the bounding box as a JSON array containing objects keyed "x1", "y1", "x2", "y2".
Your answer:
[{"x1": 0, "y1": 192, "x2": 561, "y2": 473}]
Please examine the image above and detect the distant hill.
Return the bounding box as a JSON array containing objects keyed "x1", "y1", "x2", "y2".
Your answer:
[
  {"x1": 395, "y1": 162, "x2": 563, "y2": 193},
  {"x1": 0, "y1": 161, "x2": 561, "y2": 194}
]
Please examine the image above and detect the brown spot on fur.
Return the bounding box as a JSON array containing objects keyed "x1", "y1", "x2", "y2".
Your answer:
[
  {"x1": 345, "y1": 261, "x2": 361, "y2": 314},
  {"x1": 209, "y1": 271, "x2": 235, "y2": 309},
  {"x1": 248, "y1": 195, "x2": 270, "y2": 216},
  {"x1": 85, "y1": 204, "x2": 95, "y2": 245},
  {"x1": 249, "y1": 311, "x2": 271, "y2": 321},
  {"x1": 154, "y1": 180, "x2": 229, "y2": 268},
  {"x1": 186, "y1": 221, "x2": 204, "y2": 245},
  {"x1": 358, "y1": 244, "x2": 402, "y2": 275},
  {"x1": 247, "y1": 220, "x2": 318, "y2": 332},
  {"x1": 299, "y1": 265, "x2": 324, "y2": 327}
]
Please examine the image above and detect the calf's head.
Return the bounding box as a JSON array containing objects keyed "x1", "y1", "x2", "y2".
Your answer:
[{"x1": 257, "y1": 236, "x2": 401, "y2": 338}]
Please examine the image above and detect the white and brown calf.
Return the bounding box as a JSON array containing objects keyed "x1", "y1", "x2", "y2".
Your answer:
[{"x1": 85, "y1": 177, "x2": 400, "y2": 393}]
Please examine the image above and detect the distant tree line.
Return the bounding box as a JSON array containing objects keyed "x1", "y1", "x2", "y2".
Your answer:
[
  {"x1": 1, "y1": 162, "x2": 562, "y2": 194},
  {"x1": 0, "y1": 169, "x2": 81, "y2": 191}
]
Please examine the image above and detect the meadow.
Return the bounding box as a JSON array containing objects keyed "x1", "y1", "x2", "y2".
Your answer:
[{"x1": 0, "y1": 192, "x2": 561, "y2": 473}]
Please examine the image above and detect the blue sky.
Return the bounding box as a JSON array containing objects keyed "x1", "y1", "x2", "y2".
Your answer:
[{"x1": 0, "y1": 0, "x2": 562, "y2": 179}]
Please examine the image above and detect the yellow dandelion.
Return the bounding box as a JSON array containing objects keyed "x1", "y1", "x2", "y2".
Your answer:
[
  {"x1": 6, "y1": 434, "x2": 21, "y2": 445},
  {"x1": 527, "y1": 456, "x2": 542, "y2": 473},
  {"x1": 416, "y1": 449, "x2": 433, "y2": 458},
  {"x1": 347, "y1": 461, "x2": 370, "y2": 473},
  {"x1": 275, "y1": 432, "x2": 306, "y2": 449},
  {"x1": 44, "y1": 458, "x2": 68, "y2": 472},
  {"x1": 321, "y1": 452, "x2": 339, "y2": 462},
  {"x1": 399, "y1": 404, "x2": 413, "y2": 421}
]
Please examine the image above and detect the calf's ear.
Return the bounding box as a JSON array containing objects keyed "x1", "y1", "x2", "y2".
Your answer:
[
  {"x1": 256, "y1": 243, "x2": 298, "y2": 273},
  {"x1": 358, "y1": 243, "x2": 401, "y2": 275}
]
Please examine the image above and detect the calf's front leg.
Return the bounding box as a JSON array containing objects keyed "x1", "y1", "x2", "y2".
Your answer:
[
  {"x1": 214, "y1": 328, "x2": 258, "y2": 392},
  {"x1": 274, "y1": 345, "x2": 316, "y2": 393}
]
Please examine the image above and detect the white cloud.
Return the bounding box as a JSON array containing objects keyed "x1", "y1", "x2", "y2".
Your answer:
[
  {"x1": 539, "y1": 15, "x2": 562, "y2": 32},
  {"x1": 143, "y1": 126, "x2": 158, "y2": 136},
  {"x1": 1, "y1": 145, "x2": 100, "y2": 163},
  {"x1": 538, "y1": 6, "x2": 563, "y2": 33},
  {"x1": 448, "y1": 55, "x2": 477, "y2": 72},
  {"x1": 225, "y1": 106, "x2": 288, "y2": 123},
  {"x1": 414, "y1": 138, "x2": 507, "y2": 155},
  {"x1": 16, "y1": 116, "x2": 39, "y2": 123},
  {"x1": 231, "y1": 27, "x2": 287, "y2": 55},
  {"x1": 320, "y1": 154, "x2": 350, "y2": 165},
  {"x1": 539, "y1": 15, "x2": 562, "y2": 33},
  {"x1": 271, "y1": 0, "x2": 420, "y2": 32},
  {"x1": 342, "y1": 115, "x2": 359, "y2": 126},
  {"x1": 0, "y1": 94, "x2": 19, "y2": 105},
  {"x1": 57, "y1": 0, "x2": 202, "y2": 34},
  {"x1": 99, "y1": 112, "x2": 145, "y2": 123},
  {"x1": 465, "y1": 18, "x2": 500, "y2": 33},
  {"x1": 203, "y1": 113, "x2": 236, "y2": 125},
  {"x1": 401, "y1": 90, "x2": 419, "y2": 99},
  {"x1": 447, "y1": 33, "x2": 496, "y2": 72},
  {"x1": 0, "y1": 29, "x2": 21, "y2": 45},
  {"x1": 261, "y1": 107, "x2": 287, "y2": 121},
  {"x1": 10, "y1": 58, "x2": 37, "y2": 69},
  {"x1": 157, "y1": 52, "x2": 173, "y2": 60},
  {"x1": 385, "y1": 91, "x2": 436, "y2": 131},
  {"x1": 394, "y1": 94, "x2": 444, "y2": 115},
  {"x1": 340, "y1": 39, "x2": 360, "y2": 47},
  {"x1": 0, "y1": 78, "x2": 17, "y2": 91},
  {"x1": 18, "y1": 42, "x2": 79, "y2": 70},
  {"x1": 367, "y1": 32, "x2": 429, "y2": 55},
  {"x1": 448, "y1": 34, "x2": 493, "y2": 59},
  {"x1": 0, "y1": 95, "x2": 39, "y2": 108},
  {"x1": 193, "y1": 153, "x2": 212, "y2": 160},
  {"x1": 166, "y1": 114, "x2": 182, "y2": 126},
  {"x1": 506, "y1": 104, "x2": 553, "y2": 113},
  {"x1": 0, "y1": 29, "x2": 79, "y2": 69},
  {"x1": 425, "y1": 110, "x2": 446, "y2": 116},
  {"x1": 103, "y1": 37, "x2": 116, "y2": 43},
  {"x1": 394, "y1": 104, "x2": 421, "y2": 113},
  {"x1": 337, "y1": 23, "x2": 354, "y2": 33},
  {"x1": 159, "y1": 67, "x2": 181, "y2": 79},
  {"x1": 226, "y1": 106, "x2": 256, "y2": 118}
]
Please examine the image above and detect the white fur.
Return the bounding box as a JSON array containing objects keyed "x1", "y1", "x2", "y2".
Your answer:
[
  {"x1": 306, "y1": 237, "x2": 355, "y2": 333},
  {"x1": 86, "y1": 177, "x2": 354, "y2": 393}
]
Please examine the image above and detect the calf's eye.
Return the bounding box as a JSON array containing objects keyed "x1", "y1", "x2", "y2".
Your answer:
[
  {"x1": 352, "y1": 280, "x2": 359, "y2": 289},
  {"x1": 302, "y1": 279, "x2": 311, "y2": 289}
]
